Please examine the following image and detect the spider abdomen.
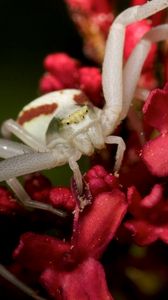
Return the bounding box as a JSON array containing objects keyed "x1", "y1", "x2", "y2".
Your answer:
[
  {"x1": 17, "y1": 89, "x2": 104, "y2": 154},
  {"x1": 17, "y1": 89, "x2": 90, "y2": 145}
]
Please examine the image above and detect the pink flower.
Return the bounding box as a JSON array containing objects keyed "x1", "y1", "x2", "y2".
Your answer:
[
  {"x1": 12, "y1": 166, "x2": 127, "y2": 299},
  {"x1": 78, "y1": 67, "x2": 103, "y2": 106},
  {"x1": 65, "y1": 0, "x2": 112, "y2": 14},
  {"x1": 24, "y1": 172, "x2": 76, "y2": 212},
  {"x1": 42, "y1": 53, "x2": 80, "y2": 88},
  {"x1": 24, "y1": 173, "x2": 52, "y2": 203},
  {"x1": 39, "y1": 53, "x2": 103, "y2": 107},
  {"x1": 41, "y1": 258, "x2": 113, "y2": 300},
  {"x1": 123, "y1": 184, "x2": 168, "y2": 246},
  {"x1": 141, "y1": 83, "x2": 168, "y2": 176},
  {"x1": 0, "y1": 187, "x2": 21, "y2": 214},
  {"x1": 72, "y1": 189, "x2": 127, "y2": 260},
  {"x1": 64, "y1": 0, "x2": 114, "y2": 63},
  {"x1": 84, "y1": 165, "x2": 119, "y2": 196},
  {"x1": 65, "y1": 0, "x2": 113, "y2": 36},
  {"x1": 49, "y1": 187, "x2": 76, "y2": 212}
]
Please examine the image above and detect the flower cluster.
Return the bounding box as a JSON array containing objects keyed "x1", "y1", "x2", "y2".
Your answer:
[
  {"x1": 39, "y1": 53, "x2": 103, "y2": 107},
  {"x1": 0, "y1": 166, "x2": 127, "y2": 299},
  {"x1": 1, "y1": 0, "x2": 168, "y2": 299}
]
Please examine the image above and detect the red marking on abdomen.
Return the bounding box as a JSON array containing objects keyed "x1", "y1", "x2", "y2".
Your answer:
[
  {"x1": 73, "y1": 92, "x2": 89, "y2": 104},
  {"x1": 17, "y1": 103, "x2": 57, "y2": 125}
]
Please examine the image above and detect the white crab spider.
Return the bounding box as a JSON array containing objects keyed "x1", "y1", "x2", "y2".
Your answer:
[
  {"x1": 0, "y1": 0, "x2": 168, "y2": 216},
  {"x1": 0, "y1": 0, "x2": 168, "y2": 298}
]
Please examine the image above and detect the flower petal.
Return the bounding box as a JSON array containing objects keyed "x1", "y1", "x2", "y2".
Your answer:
[
  {"x1": 143, "y1": 85, "x2": 168, "y2": 133},
  {"x1": 141, "y1": 184, "x2": 163, "y2": 208},
  {"x1": 78, "y1": 67, "x2": 103, "y2": 107},
  {"x1": 41, "y1": 258, "x2": 113, "y2": 300},
  {"x1": 0, "y1": 187, "x2": 20, "y2": 214},
  {"x1": 142, "y1": 134, "x2": 168, "y2": 177},
  {"x1": 39, "y1": 73, "x2": 63, "y2": 94},
  {"x1": 84, "y1": 165, "x2": 119, "y2": 197},
  {"x1": 127, "y1": 186, "x2": 142, "y2": 217},
  {"x1": 13, "y1": 232, "x2": 71, "y2": 273},
  {"x1": 49, "y1": 187, "x2": 76, "y2": 212},
  {"x1": 72, "y1": 190, "x2": 127, "y2": 259},
  {"x1": 159, "y1": 226, "x2": 168, "y2": 243},
  {"x1": 24, "y1": 173, "x2": 52, "y2": 203},
  {"x1": 125, "y1": 220, "x2": 158, "y2": 246},
  {"x1": 43, "y1": 53, "x2": 80, "y2": 88}
]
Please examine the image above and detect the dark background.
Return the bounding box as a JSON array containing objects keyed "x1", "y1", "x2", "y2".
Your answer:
[
  {"x1": 0, "y1": 0, "x2": 84, "y2": 123},
  {"x1": 0, "y1": 0, "x2": 130, "y2": 122}
]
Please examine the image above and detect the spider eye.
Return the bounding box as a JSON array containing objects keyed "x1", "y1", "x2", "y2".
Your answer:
[{"x1": 61, "y1": 105, "x2": 89, "y2": 126}]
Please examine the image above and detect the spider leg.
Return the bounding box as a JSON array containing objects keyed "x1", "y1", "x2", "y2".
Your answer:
[
  {"x1": 6, "y1": 178, "x2": 67, "y2": 217},
  {"x1": 0, "y1": 138, "x2": 33, "y2": 158},
  {"x1": 0, "y1": 144, "x2": 52, "y2": 290},
  {"x1": 0, "y1": 146, "x2": 67, "y2": 217},
  {"x1": 0, "y1": 150, "x2": 67, "y2": 182},
  {"x1": 1, "y1": 119, "x2": 47, "y2": 152},
  {"x1": 68, "y1": 151, "x2": 82, "y2": 193},
  {"x1": 0, "y1": 264, "x2": 47, "y2": 300},
  {"x1": 102, "y1": 0, "x2": 168, "y2": 135},
  {"x1": 122, "y1": 24, "x2": 168, "y2": 119},
  {"x1": 105, "y1": 136, "x2": 126, "y2": 173}
]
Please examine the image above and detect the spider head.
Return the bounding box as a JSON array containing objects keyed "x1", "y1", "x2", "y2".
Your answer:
[{"x1": 46, "y1": 92, "x2": 105, "y2": 155}]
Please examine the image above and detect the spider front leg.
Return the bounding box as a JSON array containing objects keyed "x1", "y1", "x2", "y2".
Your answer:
[
  {"x1": 7, "y1": 178, "x2": 67, "y2": 217},
  {"x1": 68, "y1": 151, "x2": 83, "y2": 193},
  {"x1": 0, "y1": 144, "x2": 67, "y2": 217},
  {"x1": 102, "y1": 0, "x2": 168, "y2": 135},
  {"x1": 1, "y1": 119, "x2": 47, "y2": 152},
  {"x1": 0, "y1": 264, "x2": 47, "y2": 300},
  {"x1": 0, "y1": 138, "x2": 34, "y2": 158},
  {"x1": 6, "y1": 150, "x2": 83, "y2": 214},
  {"x1": 0, "y1": 143, "x2": 56, "y2": 299},
  {"x1": 122, "y1": 24, "x2": 168, "y2": 119},
  {"x1": 0, "y1": 150, "x2": 62, "y2": 181},
  {"x1": 105, "y1": 136, "x2": 126, "y2": 173}
]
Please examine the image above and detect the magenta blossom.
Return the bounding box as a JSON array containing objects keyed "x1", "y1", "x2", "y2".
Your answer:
[
  {"x1": 0, "y1": 187, "x2": 21, "y2": 215},
  {"x1": 142, "y1": 83, "x2": 168, "y2": 177},
  {"x1": 65, "y1": 0, "x2": 114, "y2": 37},
  {"x1": 39, "y1": 53, "x2": 103, "y2": 107},
  {"x1": 60, "y1": 0, "x2": 114, "y2": 63},
  {"x1": 123, "y1": 184, "x2": 168, "y2": 246},
  {"x1": 7, "y1": 165, "x2": 128, "y2": 300}
]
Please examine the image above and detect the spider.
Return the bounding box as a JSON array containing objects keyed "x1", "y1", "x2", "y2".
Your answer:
[
  {"x1": 0, "y1": 0, "x2": 168, "y2": 298},
  {"x1": 0, "y1": 0, "x2": 168, "y2": 217}
]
